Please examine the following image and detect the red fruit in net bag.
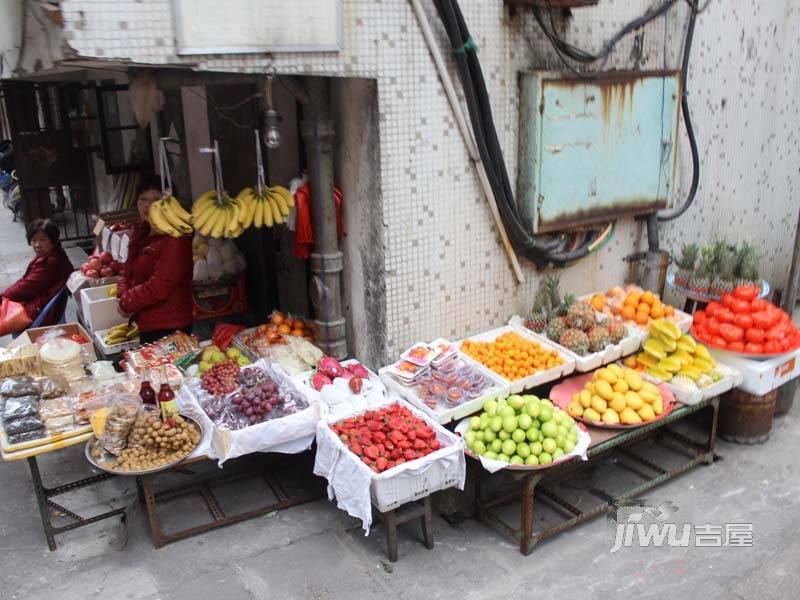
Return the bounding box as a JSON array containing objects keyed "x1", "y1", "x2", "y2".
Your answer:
[
  {"x1": 349, "y1": 376, "x2": 363, "y2": 394},
  {"x1": 318, "y1": 356, "x2": 343, "y2": 378},
  {"x1": 311, "y1": 373, "x2": 332, "y2": 391},
  {"x1": 348, "y1": 362, "x2": 370, "y2": 379}
]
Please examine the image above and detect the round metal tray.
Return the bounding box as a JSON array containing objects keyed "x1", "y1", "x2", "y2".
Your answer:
[{"x1": 84, "y1": 414, "x2": 203, "y2": 476}]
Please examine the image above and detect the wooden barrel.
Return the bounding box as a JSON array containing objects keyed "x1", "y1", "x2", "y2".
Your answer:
[
  {"x1": 718, "y1": 389, "x2": 777, "y2": 444},
  {"x1": 774, "y1": 382, "x2": 796, "y2": 417}
]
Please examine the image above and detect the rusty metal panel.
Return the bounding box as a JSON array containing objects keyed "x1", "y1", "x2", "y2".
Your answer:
[{"x1": 517, "y1": 71, "x2": 681, "y2": 233}]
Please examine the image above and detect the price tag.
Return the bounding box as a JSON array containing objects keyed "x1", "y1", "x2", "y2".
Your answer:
[
  {"x1": 93, "y1": 218, "x2": 105, "y2": 237},
  {"x1": 775, "y1": 358, "x2": 796, "y2": 378}
]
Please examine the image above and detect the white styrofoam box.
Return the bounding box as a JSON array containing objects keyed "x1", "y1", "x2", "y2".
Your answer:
[
  {"x1": 80, "y1": 284, "x2": 123, "y2": 333},
  {"x1": 94, "y1": 327, "x2": 140, "y2": 358},
  {"x1": 508, "y1": 317, "x2": 640, "y2": 372},
  {"x1": 320, "y1": 399, "x2": 465, "y2": 514},
  {"x1": 644, "y1": 364, "x2": 743, "y2": 406},
  {"x1": 710, "y1": 347, "x2": 800, "y2": 396},
  {"x1": 379, "y1": 357, "x2": 509, "y2": 425},
  {"x1": 457, "y1": 326, "x2": 576, "y2": 394}
]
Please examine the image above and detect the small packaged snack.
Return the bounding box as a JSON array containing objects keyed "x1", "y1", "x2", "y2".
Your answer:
[
  {"x1": 5, "y1": 415, "x2": 45, "y2": 436},
  {"x1": 384, "y1": 359, "x2": 429, "y2": 382},
  {"x1": 1, "y1": 376, "x2": 39, "y2": 398},
  {"x1": 400, "y1": 343, "x2": 442, "y2": 367},
  {"x1": 2, "y1": 395, "x2": 40, "y2": 422},
  {"x1": 8, "y1": 427, "x2": 46, "y2": 444},
  {"x1": 36, "y1": 376, "x2": 69, "y2": 399},
  {"x1": 98, "y1": 395, "x2": 141, "y2": 455}
]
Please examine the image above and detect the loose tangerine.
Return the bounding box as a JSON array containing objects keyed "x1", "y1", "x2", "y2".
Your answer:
[
  {"x1": 650, "y1": 304, "x2": 664, "y2": 319},
  {"x1": 664, "y1": 305, "x2": 675, "y2": 316},
  {"x1": 624, "y1": 293, "x2": 642, "y2": 307},
  {"x1": 635, "y1": 312, "x2": 649, "y2": 326},
  {"x1": 641, "y1": 291, "x2": 655, "y2": 305},
  {"x1": 278, "y1": 324, "x2": 292, "y2": 334},
  {"x1": 637, "y1": 303, "x2": 651, "y2": 316},
  {"x1": 621, "y1": 306, "x2": 636, "y2": 321},
  {"x1": 291, "y1": 328, "x2": 304, "y2": 337},
  {"x1": 271, "y1": 313, "x2": 284, "y2": 326},
  {"x1": 591, "y1": 294, "x2": 606, "y2": 311}
]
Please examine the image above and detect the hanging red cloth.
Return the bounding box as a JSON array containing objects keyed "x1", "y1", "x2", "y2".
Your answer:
[{"x1": 292, "y1": 183, "x2": 344, "y2": 259}]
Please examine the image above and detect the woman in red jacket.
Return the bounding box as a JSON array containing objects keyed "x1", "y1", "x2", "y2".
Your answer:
[
  {"x1": 118, "y1": 175, "x2": 193, "y2": 344},
  {"x1": 1, "y1": 219, "x2": 73, "y2": 328}
]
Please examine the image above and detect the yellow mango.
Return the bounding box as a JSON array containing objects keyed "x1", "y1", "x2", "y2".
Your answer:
[
  {"x1": 652, "y1": 396, "x2": 664, "y2": 415},
  {"x1": 637, "y1": 404, "x2": 656, "y2": 422},
  {"x1": 610, "y1": 393, "x2": 627, "y2": 413},
  {"x1": 591, "y1": 395, "x2": 608, "y2": 413},
  {"x1": 624, "y1": 369, "x2": 644, "y2": 392},
  {"x1": 594, "y1": 380, "x2": 614, "y2": 401},
  {"x1": 625, "y1": 392, "x2": 644, "y2": 411},
  {"x1": 583, "y1": 408, "x2": 602, "y2": 422},
  {"x1": 641, "y1": 381, "x2": 660, "y2": 396},
  {"x1": 639, "y1": 389, "x2": 661, "y2": 405},
  {"x1": 579, "y1": 389, "x2": 592, "y2": 408},
  {"x1": 597, "y1": 368, "x2": 618, "y2": 385},
  {"x1": 606, "y1": 363, "x2": 624, "y2": 378},
  {"x1": 613, "y1": 379, "x2": 629, "y2": 394},
  {"x1": 567, "y1": 401, "x2": 584, "y2": 418},
  {"x1": 620, "y1": 407, "x2": 642, "y2": 425},
  {"x1": 602, "y1": 409, "x2": 620, "y2": 425}
]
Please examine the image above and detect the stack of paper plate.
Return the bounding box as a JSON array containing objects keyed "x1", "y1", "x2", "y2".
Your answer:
[{"x1": 39, "y1": 339, "x2": 85, "y2": 382}]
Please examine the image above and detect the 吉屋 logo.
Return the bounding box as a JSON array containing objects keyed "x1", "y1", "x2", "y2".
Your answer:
[{"x1": 608, "y1": 498, "x2": 753, "y2": 553}]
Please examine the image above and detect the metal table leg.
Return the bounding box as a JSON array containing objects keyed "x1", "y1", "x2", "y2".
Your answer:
[
  {"x1": 28, "y1": 456, "x2": 57, "y2": 551},
  {"x1": 27, "y1": 455, "x2": 127, "y2": 551}
]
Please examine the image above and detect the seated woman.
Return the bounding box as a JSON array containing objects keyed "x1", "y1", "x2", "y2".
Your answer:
[
  {"x1": 0, "y1": 219, "x2": 74, "y2": 328},
  {"x1": 118, "y1": 174, "x2": 193, "y2": 345}
]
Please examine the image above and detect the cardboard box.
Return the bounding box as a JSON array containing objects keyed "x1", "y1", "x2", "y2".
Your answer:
[
  {"x1": 7, "y1": 323, "x2": 97, "y2": 361},
  {"x1": 80, "y1": 284, "x2": 125, "y2": 333}
]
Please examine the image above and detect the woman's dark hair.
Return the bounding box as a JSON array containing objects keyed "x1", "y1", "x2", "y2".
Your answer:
[
  {"x1": 136, "y1": 172, "x2": 177, "y2": 198},
  {"x1": 26, "y1": 218, "x2": 60, "y2": 245}
]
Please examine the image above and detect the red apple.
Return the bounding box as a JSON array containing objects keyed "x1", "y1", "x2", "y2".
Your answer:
[
  {"x1": 81, "y1": 264, "x2": 89, "y2": 274},
  {"x1": 99, "y1": 251, "x2": 113, "y2": 265},
  {"x1": 100, "y1": 266, "x2": 113, "y2": 277},
  {"x1": 87, "y1": 257, "x2": 102, "y2": 271},
  {"x1": 86, "y1": 269, "x2": 100, "y2": 278}
]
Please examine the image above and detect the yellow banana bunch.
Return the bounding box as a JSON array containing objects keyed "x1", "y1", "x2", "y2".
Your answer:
[
  {"x1": 237, "y1": 185, "x2": 294, "y2": 229},
  {"x1": 105, "y1": 322, "x2": 139, "y2": 346},
  {"x1": 148, "y1": 195, "x2": 193, "y2": 237},
  {"x1": 192, "y1": 190, "x2": 248, "y2": 239}
]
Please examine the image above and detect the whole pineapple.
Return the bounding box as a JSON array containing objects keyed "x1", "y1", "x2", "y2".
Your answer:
[
  {"x1": 735, "y1": 243, "x2": 761, "y2": 289},
  {"x1": 674, "y1": 243, "x2": 698, "y2": 288},
  {"x1": 525, "y1": 286, "x2": 550, "y2": 333},
  {"x1": 587, "y1": 326, "x2": 612, "y2": 353},
  {"x1": 690, "y1": 245, "x2": 714, "y2": 295},
  {"x1": 566, "y1": 301, "x2": 596, "y2": 332},
  {"x1": 709, "y1": 241, "x2": 732, "y2": 297},
  {"x1": 717, "y1": 243, "x2": 737, "y2": 296},
  {"x1": 545, "y1": 316, "x2": 569, "y2": 342},
  {"x1": 560, "y1": 328, "x2": 590, "y2": 356},
  {"x1": 607, "y1": 320, "x2": 628, "y2": 344}
]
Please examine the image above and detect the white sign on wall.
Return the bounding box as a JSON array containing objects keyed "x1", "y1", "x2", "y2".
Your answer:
[{"x1": 172, "y1": 0, "x2": 343, "y2": 55}]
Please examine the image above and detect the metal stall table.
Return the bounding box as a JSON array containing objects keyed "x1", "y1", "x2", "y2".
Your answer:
[{"x1": 474, "y1": 397, "x2": 719, "y2": 555}]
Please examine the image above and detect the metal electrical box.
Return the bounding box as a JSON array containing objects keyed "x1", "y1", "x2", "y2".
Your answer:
[{"x1": 517, "y1": 71, "x2": 681, "y2": 233}]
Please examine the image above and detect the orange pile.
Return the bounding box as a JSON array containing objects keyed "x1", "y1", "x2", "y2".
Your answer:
[
  {"x1": 461, "y1": 331, "x2": 563, "y2": 381},
  {"x1": 619, "y1": 290, "x2": 674, "y2": 326}
]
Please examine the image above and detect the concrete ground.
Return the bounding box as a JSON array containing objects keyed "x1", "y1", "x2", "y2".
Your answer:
[{"x1": 1, "y1": 210, "x2": 799, "y2": 600}]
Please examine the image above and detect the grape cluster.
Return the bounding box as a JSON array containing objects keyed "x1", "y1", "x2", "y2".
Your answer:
[{"x1": 201, "y1": 360, "x2": 240, "y2": 395}]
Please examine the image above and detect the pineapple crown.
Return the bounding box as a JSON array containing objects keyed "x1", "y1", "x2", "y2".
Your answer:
[
  {"x1": 734, "y1": 243, "x2": 760, "y2": 279},
  {"x1": 675, "y1": 243, "x2": 699, "y2": 269}
]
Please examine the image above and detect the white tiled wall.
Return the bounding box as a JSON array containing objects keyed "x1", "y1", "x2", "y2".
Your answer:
[{"x1": 58, "y1": 0, "x2": 800, "y2": 356}]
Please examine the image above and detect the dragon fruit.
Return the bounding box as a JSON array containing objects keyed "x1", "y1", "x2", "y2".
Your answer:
[
  {"x1": 338, "y1": 370, "x2": 354, "y2": 380},
  {"x1": 311, "y1": 373, "x2": 332, "y2": 391},
  {"x1": 348, "y1": 362, "x2": 369, "y2": 379},
  {"x1": 349, "y1": 376, "x2": 363, "y2": 394},
  {"x1": 318, "y1": 356, "x2": 344, "y2": 379}
]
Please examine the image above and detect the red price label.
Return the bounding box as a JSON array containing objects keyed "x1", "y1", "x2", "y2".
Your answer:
[{"x1": 775, "y1": 358, "x2": 796, "y2": 377}]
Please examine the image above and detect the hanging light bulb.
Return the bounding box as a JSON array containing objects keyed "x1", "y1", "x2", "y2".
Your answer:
[
  {"x1": 263, "y1": 108, "x2": 281, "y2": 149},
  {"x1": 262, "y1": 72, "x2": 282, "y2": 149}
]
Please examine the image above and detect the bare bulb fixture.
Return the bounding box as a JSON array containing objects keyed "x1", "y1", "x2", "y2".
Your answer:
[{"x1": 263, "y1": 109, "x2": 281, "y2": 149}]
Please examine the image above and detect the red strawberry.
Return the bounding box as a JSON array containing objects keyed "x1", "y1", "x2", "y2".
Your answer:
[
  {"x1": 403, "y1": 449, "x2": 417, "y2": 461},
  {"x1": 376, "y1": 457, "x2": 388, "y2": 472},
  {"x1": 364, "y1": 446, "x2": 379, "y2": 460},
  {"x1": 413, "y1": 438, "x2": 427, "y2": 450}
]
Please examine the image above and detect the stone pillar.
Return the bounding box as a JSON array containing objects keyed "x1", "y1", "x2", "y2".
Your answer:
[{"x1": 302, "y1": 78, "x2": 347, "y2": 358}]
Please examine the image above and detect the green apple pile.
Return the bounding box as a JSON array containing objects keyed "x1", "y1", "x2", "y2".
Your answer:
[
  {"x1": 198, "y1": 344, "x2": 250, "y2": 374},
  {"x1": 463, "y1": 394, "x2": 579, "y2": 466}
]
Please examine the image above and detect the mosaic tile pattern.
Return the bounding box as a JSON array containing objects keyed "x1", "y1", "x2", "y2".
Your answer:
[{"x1": 58, "y1": 0, "x2": 800, "y2": 356}]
